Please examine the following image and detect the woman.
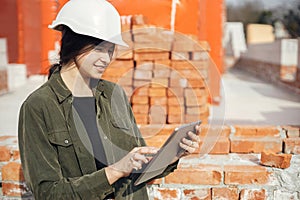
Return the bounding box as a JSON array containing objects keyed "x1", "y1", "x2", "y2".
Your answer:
[{"x1": 18, "y1": 0, "x2": 200, "y2": 199}]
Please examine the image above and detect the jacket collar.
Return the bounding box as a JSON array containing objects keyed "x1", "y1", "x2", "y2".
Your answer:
[{"x1": 48, "y1": 68, "x2": 107, "y2": 103}]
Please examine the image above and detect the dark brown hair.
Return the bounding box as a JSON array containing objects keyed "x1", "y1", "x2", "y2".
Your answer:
[{"x1": 48, "y1": 26, "x2": 104, "y2": 78}]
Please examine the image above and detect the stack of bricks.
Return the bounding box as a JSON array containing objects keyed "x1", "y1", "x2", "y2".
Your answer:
[
  {"x1": 102, "y1": 15, "x2": 210, "y2": 125},
  {"x1": 0, "y1": 38, "x2": 8, "y2": 95},
  {"x1": 1, "y1": 125, "x2": 300, "y2": 199}
]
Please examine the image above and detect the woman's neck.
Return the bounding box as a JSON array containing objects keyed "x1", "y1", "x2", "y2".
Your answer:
[{"x1": 60, "y1": 64, "x2": 93, "y2": 97}]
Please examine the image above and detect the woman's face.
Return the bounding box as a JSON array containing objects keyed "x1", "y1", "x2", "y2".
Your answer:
[{"x1": 76, "y1": 41, "x2": 115, "y2": 79}]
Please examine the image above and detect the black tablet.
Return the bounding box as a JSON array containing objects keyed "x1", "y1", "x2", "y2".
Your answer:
[{"x1": 133, "y1": 120, "x2": 201, "y2": 186}]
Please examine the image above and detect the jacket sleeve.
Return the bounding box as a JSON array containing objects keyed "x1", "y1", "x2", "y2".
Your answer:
[{"x1": 18, "y1": 100, "x2": 113, "y2": 200}]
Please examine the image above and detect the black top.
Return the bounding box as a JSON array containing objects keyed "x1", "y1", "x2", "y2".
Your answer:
[{"x1": 73, "y1": 96, "x2": 107, "y2": 170}]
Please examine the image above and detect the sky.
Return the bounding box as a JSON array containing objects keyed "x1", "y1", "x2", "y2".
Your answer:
[{"x1": 225, "y1": 0, "x2": 297, "y2": 9}]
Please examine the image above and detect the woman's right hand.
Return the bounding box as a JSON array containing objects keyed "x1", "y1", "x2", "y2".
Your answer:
[{"x1": 105, "y1": 146, "x2": 159, "y2": 184}]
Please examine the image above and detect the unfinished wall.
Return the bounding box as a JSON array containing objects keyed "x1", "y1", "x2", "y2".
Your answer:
[{"x1": 1, "y1": 125, "x2": 299, "y2": 199}]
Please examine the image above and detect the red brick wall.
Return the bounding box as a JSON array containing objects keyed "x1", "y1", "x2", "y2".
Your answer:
[{"x1": 1, "y1": 125, "x2": 299, "y2": 199}]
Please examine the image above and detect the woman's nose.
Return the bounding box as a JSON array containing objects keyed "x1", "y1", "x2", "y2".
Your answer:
[{"x1": 99, "y1": 52, "x2": 111, "y2": 65}]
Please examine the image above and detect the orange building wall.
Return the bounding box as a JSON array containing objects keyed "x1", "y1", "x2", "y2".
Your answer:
[
  {"x1": 108, "y1": 0, "x2": 172, "y2": 29},
  {"x1": 110, "y1": 0, "x2": 224, "y2": 101},
  {"x1": 0, "y1": 0, "x2": 19, "y2": 63},
  {"x1": 0, "y1": 0, "x2": 223, "y2": 99},
  {"x1": 17, "y1": 0, "x2": 42, "y2": 75}
]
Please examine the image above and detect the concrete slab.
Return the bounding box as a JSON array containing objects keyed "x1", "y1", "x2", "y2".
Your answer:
[{"x1": 211, "y1": 68, "x2": 300, "y2": 125}]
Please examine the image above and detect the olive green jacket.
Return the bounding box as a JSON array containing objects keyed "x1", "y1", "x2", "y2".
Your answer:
[{"x1": 18, "y1": 70, "x2": 178, "y2": 200}]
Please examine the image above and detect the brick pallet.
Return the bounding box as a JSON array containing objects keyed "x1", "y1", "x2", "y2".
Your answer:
[{"x1": 102, "y1": 18, "x2": 211, "y2": 125}]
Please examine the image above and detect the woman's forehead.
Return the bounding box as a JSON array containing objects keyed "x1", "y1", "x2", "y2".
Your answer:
[{"x1": 96, "y1": 41, "x2": 115, "y2": 48}]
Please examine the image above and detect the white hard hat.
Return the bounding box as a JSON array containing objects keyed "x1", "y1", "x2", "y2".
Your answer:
[{"x1": 49, "y1": 0, "x2": 128, "y2": 47}]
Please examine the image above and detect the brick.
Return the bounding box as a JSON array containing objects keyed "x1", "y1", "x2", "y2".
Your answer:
[
  {"x1": 185, "y1": 88, "x2": 207, "y2": 97},
  {"x1": 168, "y1": 105, "x2": 184, "y2": 115},
  {"x1": 284, "y1": 138, "x2": 300, "y2": 154},
  {"x1": 200, "y1": 125, "x2": 231, "y2": 138},
  {"x1": 134, "y1": 114, "x2": 148, "y2": 125},
  {"x1": 192, "y1": 60, "x2": 209, "y2": 70},
  {"x1": 212, "y1": 187, "x2": 239, "y2": 200},
  {"x1": 133, "y1": 80, "x2": 150, "y2": 88},
  {"x1": 12, "y1": 149, "x2": 20, "y2": 160},
  {"x1": 183, "y1": 189, "x2": 211, "y2": 200},
  {"x1": 105, "y1": 76, "x2": 133, "y2": 86},
  {"x1": 2, "y1": 182, "x2": 29, "y2": 197},
  {"x1": 191, "y1": 51, "x2": 210, "y2": 60},
  {"x1": 132, "y1": 86, "x2": 149, "y2": 96},
  {"x1": 171, "y1": 60, "x2": 194, "y2": 70},
  {"x1": 170, "y1": 77, "x2": 188, "y2": 88},
  {"x1": 186, "y1": 96, "x2": 207, "y2": 107},
  {"x1": 153, "y1": 68, "x2": 171, "y2": 78},
  {"x1": 114, "y1": 48, "x2": 133, "y2": 60},
  {"x1": 132, "y1": 104, "x2": 149, "y2": 114},
  {"x1": 185, "y1": 112, "x2": 209, "y2": 124},
  {"x1": 230, "y1": 137, "x2": 282, "y2": 153},
  {"x1": 168, "y1": 114, "x2": 184, "y2": 124},
  {"x1": 151, "y1": 78, "x2": 169, "y2": 88},
  {"x1": 2, "y1": 162, "x2": 25, "y2": 181},
  {"x1": 184, "y1": 114, "x2": 201, "y2": 123},
  {"x1": 167, "y1": 87, "x2": 184, "y2": 97},
  {"x1": 107, "y1": 60, "x2": 134, "y2": 69},
  {"x1": 149, "y1": 88, "x2": 166, "y2": 97},
  {"x1": 144, "y1": 135, "x2": 169, "y2": 148},
  {"x1": 131, "y1": 18, "x2": 148, "y2": 27},
  {"x1": 149, "y1": 113, "x2": 166, "y2": 125},
  {"x1": 185, "y1": 104, "x2": 201, "y2": 114},
  {"x1": 187, "y1": 78, "x2": 207, "y2": 88},
  {"x1": 171, "y1": 51, "x2": 190, "y2": 60},
  {"x1": 150, "y1": 97, "x2": 167, "y2": 105},
  {"x1": 172, "y1": 39, "x2": 209, "y2": 52},
  {"x1": 168, "y1": 97, "x2": 184, "y2": 106},
  {"x1": 198, "y1": 136, "x2": 230, "y2": 154},
  {"x1": 240, "y1": 189, "x2": 267, "y2": 200},
  {"x1": 135, "y1": 60, "x2": 154, "y2": 70},
  {"x1": 154, "y1": 60, "x2": 171, "y2": 68},
  {"x1": 134, "y1": 69, "x2": 153, "y2": 80},
  {"x1": 0, "y1": 145, "x2": 11, "y2": 161},
  {"x1": 282, "y1": 126, "x2": 300, "y2": 138},
  {"x1": 134, "y1": 41, "x2": 172, "y2": 52},
  {"x1": 139, "y1": 124, "x2": 177, "y2": 137},
  {"x1": 224, "y1": 165, "x2": 271, "y2": 185},
  {"x1": 102, "y1": 67, "x2": 132, "y2": 78},
  {"x1": 147, "y1": 177, "x2": 163, "y2": 185},
  {"x1": 134, "y1": 51, "x2": 170, "y2": 61},
  {"x1": 260, "y1": 151, "x2": 292, "y2": 169},
  {"x1": 178, "y1": 69, "x2": 204, "y2": 80},
  {"x1": 131, "y1": 95, "x2": 149, "y2": 104},
  {"x1": 165, "y1": 168, "x2": 222, "y2": 185},
  {"x1": 151, "y1": 188, "x2": 180, "y2": 200},
  {"x1": 234, "y1": 126, "x2": 280, "y2": 137}
]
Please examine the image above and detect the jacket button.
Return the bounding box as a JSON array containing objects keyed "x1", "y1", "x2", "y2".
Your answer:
[
  {"x1": 64, "y1": 139, "x2": 69, "y2": 144},
  {"x1": 104, "y1": 136, "x2": 108, "y2": 140}
]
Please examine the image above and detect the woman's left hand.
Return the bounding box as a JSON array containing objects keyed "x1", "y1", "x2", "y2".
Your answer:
[{"x1": 179, "y1": 125, "x2": 201, "y2": 155}]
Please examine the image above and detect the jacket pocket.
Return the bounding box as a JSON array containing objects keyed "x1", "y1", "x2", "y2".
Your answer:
[
  {"x1": 48, "y1": 130, "x2": 73, "y2": 147},
  {"x1": 110, "y1": 118, "x2": 130, "y2": 130}
]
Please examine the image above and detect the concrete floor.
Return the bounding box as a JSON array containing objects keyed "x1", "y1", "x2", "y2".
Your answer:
[
  {"x1": 211, "y1": 68, "x2": 300, "y2": 126},
  {"x1": 0, "y1": 68, "x2": 300, "y2": 136}
]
